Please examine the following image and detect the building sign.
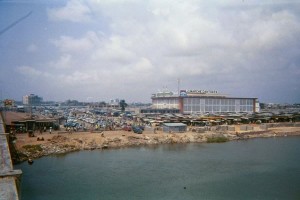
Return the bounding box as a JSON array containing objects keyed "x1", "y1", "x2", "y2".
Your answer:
[
  {"x1": 152, "y1": 91, "x2": 175, "y2": 98},
  {"x1": 180, "y1": 90, "x2": 187, "y2": 97},
  {"x1": 180, "y1": 89, "x2": 218, "y2": 96}
]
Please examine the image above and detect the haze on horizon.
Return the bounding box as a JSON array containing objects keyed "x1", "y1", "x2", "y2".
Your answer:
[{"x1": 0, "y1": 0, "x2": 300, "y2": 104}]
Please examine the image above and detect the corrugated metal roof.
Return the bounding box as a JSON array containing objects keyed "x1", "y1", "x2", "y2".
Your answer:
[
  {"x1": 163, "y1": 123, "x2": 187, "y2": 127},
  {"x1": 2, "y1": 111, "x2": 56, "y2": 125}
]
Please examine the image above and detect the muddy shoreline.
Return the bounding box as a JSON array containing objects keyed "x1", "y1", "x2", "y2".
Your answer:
[{"x1": 13, "y1": 124, "x2": 300, "y2": 163}]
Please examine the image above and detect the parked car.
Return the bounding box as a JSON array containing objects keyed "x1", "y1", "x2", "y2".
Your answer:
[
  {"x1": 137, "y1": 125, "x2": 145, "y2": 131},
  {"x1": 132, "y1": 126, "x2": 143, "y2": 134},
  {"x1": 123, "y1": 125, "x2": 132, "y2": 131},
  {"x1": 64, "y1": 122, "x2": 78, "y2": 127}
]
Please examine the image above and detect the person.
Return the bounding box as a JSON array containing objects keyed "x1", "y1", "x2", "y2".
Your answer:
[{"x1": 49, "y1": 127, "x2": 52, "y2": 134}]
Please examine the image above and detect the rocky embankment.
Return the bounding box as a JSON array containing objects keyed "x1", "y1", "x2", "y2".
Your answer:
[
  {"x1": 18, "y1": 133, "x2": 207, "y2": 161},
  {"x1": 15, "y1": 124, "x2": 300, "y2": 163}
]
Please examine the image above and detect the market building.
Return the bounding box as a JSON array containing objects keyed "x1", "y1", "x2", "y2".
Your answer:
[
  {"x1": 2, "y1": 111, "x2": 58, "y2": 134},
  {"x1": 151, "y1": 89, "x2": 260, "y2": 114}
]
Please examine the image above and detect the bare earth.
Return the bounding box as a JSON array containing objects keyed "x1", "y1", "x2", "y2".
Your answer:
[{"x1": 14, "y1": 124, "x2": 300, "y2": 161}]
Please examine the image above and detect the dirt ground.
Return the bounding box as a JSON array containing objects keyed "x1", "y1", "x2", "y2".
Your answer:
[
  {"x1": 15, "y1": 125, "x2": 300, "y2": 149},
  {"x1": 14, "y1": 129, "x2": 159, "y2": 149}
]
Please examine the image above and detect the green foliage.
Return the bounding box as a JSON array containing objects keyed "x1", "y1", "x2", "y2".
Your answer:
[
  {"x1": 22, "y1": 144, "x2": 43, "y2": 153},
  {"x1": 119, "y1": 99, "x2": 127, "y2": 112},
  {"x1": 53, "y1": 123, "x2": 60, "y2": 130},
  {"x1": 207, "y1": 136, "x2": 229, "y2": 143},
  {"x1": 15, "y1": 151, "x2": 29, "y2": 163},
  {"x1": 62, "y1": 144, "x2": 76, "y2": 148}
]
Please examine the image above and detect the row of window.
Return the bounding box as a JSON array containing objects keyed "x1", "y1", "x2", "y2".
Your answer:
[
  {"x1": 183, "y1": 105, "x2": 254, "y2": 113},
  {"x1": 153, "y1": 98, "x2": 178, "y2": 109},
  {"x1": 153, "y1": 105, "x2": 179, "y2": 109},
  {"x1": 152, "y1": 99, "x2": 179, "y2": 105},
  {"x1": 152, "y1": 98, "x2": 255, "y2": 112},
  {"x1": 183, "y1": 98, "x2": 254, "y2": 106}
]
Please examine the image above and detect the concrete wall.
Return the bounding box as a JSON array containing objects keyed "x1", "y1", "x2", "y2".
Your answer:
[
  {"x1": 163, "y1": 125, "x2": 187, "y2": 133},
  {"x1": 0, "y1": 114, "x2": 22, "y2": 200},
  {"x1": 228, "y1": 126, "x2": 235, "y2": 131}
]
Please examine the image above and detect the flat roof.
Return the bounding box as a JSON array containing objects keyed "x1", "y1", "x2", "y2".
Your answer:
[
  {"x1": 163, "y1": 123, "x2": 187, "y2": 127},
  {"x1": 1, "y1": 112, "x2": 29, "y2": 125},
  {"x1": 1, "y1": 111, "x2": 56, "y2": 125},
  {"x1": 152, "y1": 96, "x2": 257, "y2": 100}
]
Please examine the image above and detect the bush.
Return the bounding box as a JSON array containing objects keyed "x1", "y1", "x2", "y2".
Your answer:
[
  {"x1": 62, "y1": 144, "x2": 75, "y2": 148},
  {"x1": 22, "y1": 144, "x2": 43, "y2": 153},
  {"x1": 207, "y1": 136, "x2": 229, "y2": 143}
]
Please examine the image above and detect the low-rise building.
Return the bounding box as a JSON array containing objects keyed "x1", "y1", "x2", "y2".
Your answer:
[{"x1": 162, "y1": 123, "x2": 187, "y2": 133}]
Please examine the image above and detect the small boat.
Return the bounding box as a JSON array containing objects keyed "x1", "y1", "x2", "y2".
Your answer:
[{"x1": 28, "y1": 158, "x2": 34, "y2": 165}]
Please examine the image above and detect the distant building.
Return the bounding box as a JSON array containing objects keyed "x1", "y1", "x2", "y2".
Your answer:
[
  {"x1": 108, "y1": 98, "x2": 121, "y2": 109},
  {"x1": 140, "y1": 108, "x2": 180, "y2": 115},
  {"x1": 151, "y1": 89, "x2": 259, "y2": 114},
  {"x1": 3, "y1": 99, "x2": 14, "y2": 107},
  {"x1": 2, "y1": 111, "x2": 57, "y2": 133},
  {"x1": 110, "y1": 98, "x2": 120, "y2": 106},
  {"x1": 22, "y1": 94, "x2": 43, "y2": 105}
]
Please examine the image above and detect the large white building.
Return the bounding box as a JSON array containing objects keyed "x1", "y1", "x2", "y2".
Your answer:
[
  {"x1": 151, "y1": 89, "x2": 260, "y2": 114},
  {"x1": 22, "y1": 94, "x2": 43, "y2": 105}
]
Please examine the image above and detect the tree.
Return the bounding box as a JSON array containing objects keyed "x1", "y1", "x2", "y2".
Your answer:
[{"x1": 119, "y1": 100, "x2": 127, "y2": 112}]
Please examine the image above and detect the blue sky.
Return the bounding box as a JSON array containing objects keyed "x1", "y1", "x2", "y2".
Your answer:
[{"x1": 0, "y1": 0, "x2": 300, "y2": 103}]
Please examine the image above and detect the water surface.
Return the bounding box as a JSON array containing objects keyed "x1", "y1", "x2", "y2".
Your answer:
[{"x1": 16, "y1": 137, "x2": 300, "y2": 200}]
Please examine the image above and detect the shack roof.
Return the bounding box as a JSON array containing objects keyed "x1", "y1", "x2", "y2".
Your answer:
[
  {"x1": 163, "y1": 123, "x2": 187, "y2": 127},
  {"x1": 2, "y1": 112, "x2": 29, "y2": 125},
  {"x1": 2, "y1": 111, "x2": 56, "y2": 125}
]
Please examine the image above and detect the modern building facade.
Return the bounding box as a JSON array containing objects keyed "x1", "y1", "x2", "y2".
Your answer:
[
  {"x1": 22, "y1": 94, "x2": 43, "y2": 105},
  {"x1": 152, "y1": 89, "x2": 259, "y2": 114},
  {"x1": 140, "y1": 108, "x2": 180, "y2": 115}
]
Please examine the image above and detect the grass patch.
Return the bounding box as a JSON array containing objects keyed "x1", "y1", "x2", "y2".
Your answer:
[
  {"x1": 207, "y1": 136, "x2": 229, "y2": 143},
  {"x1": 22, "y1": 144, "x2": 43, "y2": 153},
  {"x1": 62, "y1": 144, "x2": 76, "y2": 148}
]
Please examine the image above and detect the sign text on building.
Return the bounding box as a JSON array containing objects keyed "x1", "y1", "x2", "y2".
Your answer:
[{"x1": 181, "y1": 90, "x2": 218, "y2": 95}]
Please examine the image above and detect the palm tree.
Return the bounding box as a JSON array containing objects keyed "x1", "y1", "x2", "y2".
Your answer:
[{"x1": 119, "y1": 100, "x2": 127, "y2": 113}]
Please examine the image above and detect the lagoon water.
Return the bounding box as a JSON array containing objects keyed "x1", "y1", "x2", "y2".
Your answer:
[{"x1": 16, "y1": 137, "x2": 300, "y2": 200}]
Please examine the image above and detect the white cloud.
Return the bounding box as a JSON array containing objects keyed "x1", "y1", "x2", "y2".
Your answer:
[
  {"x1": 90, "y1": 36, "x2": 138, "y2": 65},
  {"x1": 51, "y1": 1, "x2": 300, "y2": 101},
  {"x1": 27, "y1": 44, "x2": 38, "y2": 52},
  {"x1": 242, "y1": 10, "x2": 300, "y2": 51},
  {"x1": 51, "y1": 54, "x2": 73, "y2": 69},
  {"x1": 16, "y1": 66, "x2": 42, "y2": 77},
  {"x1": 52, "y1": 32, "x2": 97, "y2": 53},
  {"x1": 48, "y1": 0, "x2": 92, "y2": 23},
  {"x1": 10, "y1": 0, "x2": 300, "y2": 102},
  {"x1": 58, "y1": 71, "x2": 99, "y2": 85}
]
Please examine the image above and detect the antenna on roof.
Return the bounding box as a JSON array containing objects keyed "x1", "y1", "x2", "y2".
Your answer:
[{"x1": 177, "y1": 78, "x2": 181, "y2": 95}]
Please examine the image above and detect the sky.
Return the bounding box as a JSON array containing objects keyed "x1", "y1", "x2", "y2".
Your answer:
[{"x1": 0, "y1": 0, "x2": 300, "y2": 103}]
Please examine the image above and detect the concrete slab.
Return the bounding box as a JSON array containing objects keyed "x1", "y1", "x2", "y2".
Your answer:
[
  {"x1": 0, "y1": 115, "x2": 22, "y2": 200},
  {"x1": 0, "y1": 177, "x2": 19, "y2": 200},
  {"x1": 0, "y1": 133, "x2": 13, "y2": 173}
]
